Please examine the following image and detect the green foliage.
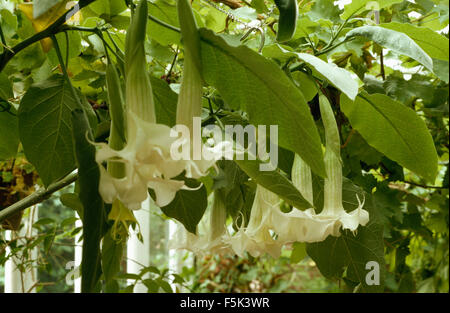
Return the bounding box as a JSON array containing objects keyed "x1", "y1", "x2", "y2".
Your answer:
[
  {"x1": 0, "y1": 0, "x2": 448, "y2": 294},
  {"x1": 341, "y1": 92, "x2": 438, "y2": 182},
  {"x1": 18, "y1": 75, "x2": 78, "y2": 186},
  {"x1": 235, "y1": 158, "x2": 313, "y2": 210},
  {"x1": 307, "y1": 179, "x2": 385, "y2": 292},
  {"x1": 345, "y1": 26, "x2": 434, "y2": 71},
  {"x1": 157, "y1": 177, "x2": 207, "y2": 234},
  {"x1": 199, "y1": 28, "x2": 326, "y2": 177}
]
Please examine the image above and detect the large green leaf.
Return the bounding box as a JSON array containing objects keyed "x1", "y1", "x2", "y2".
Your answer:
[
  {"x1": 274, "y1": 0, "x2": 298, "y2": 42},
  {"x1": 150, "y1": 76, "x2": 177, "y2": 127},
  {"x1": 18, "y1": 75, "x2": 78, "y2": 186},
  {"x1": 235, "y1": 158, "x2": 313, "y2": 210},
  {"x1": 147, "y1": 0, "x2": 180, "y2": 46},
  {"x1": 341, "y1": 0, "x2": 403, "y2": 20},
  {"x1": 268, "y1": 44, "x2": 358, "y2": 99},
  {"x1": 71, "y1": 108, "x2": 105, "y2": 293},
  {"x1": 345, "y1": 26, "x2": 434, "y2": 71},
  {"x1": 307, "y1": 179, "x2": 385, "y2": 293},
  {"x1": 341, "y1": 92, "x2": 438, "y2": 182},
  {"x1": 432, "y1": 58, "x2": 450, "y2": 83},
  {"x1": 380, "y1": 22, "x2": 449, "y2": 61},
  {"x1": 0, "y1": 73, "x2": 13, "y2": 100},
  {"x1": 296, "y1": 52, "x2": 359, "y2": 99},
  {"x1": 262, "y1": 44, "x2": 358, "y2": 99},
  {"x1": 0, "y1": 111, "x2": 19, "y2": 160},
  {"x1": 158, "y1": 178, "x2": 207, "y2": 234},
  {"x1": 199, "y1": 28, "x2": 326, "y2": 177}
]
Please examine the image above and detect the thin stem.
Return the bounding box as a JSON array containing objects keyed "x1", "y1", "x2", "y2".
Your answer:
[
  {"x1": 315, "y1": 37, "x2": 354, "y2": 56},
  {"x1": 0, "y1": 172, "x2": 78, "y2": 223},
  {"x1": 403, "y1": 181, "x2": 447, "y2": 190},
  {"x1": 166, "y1": 47, "x2": 179, "y2": 80},
  {"x1": 51, "y1": 35, "x2": 93, "y2": 139},
  {"x1": 0, "y1": 23, "x2": 7, "y2": 48},
  {"x1": 148, "y1": 15, "x2": 181, "y2": 33},
  {"x1": 62, "y1": 26, "x2": 125, "y2": 63},
  {"x1": 105, "y1": 30, "x2": 124, "y2": 55}
]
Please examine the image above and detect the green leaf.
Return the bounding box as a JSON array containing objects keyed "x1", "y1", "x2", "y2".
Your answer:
[
  {"x1": 101, "y1": 229, "x2": 124, "y2": 284},
  {"x1": 235, "y1": 158, "x2": 313, "y2": 210},
  {"x1": 0, "y1": 73, "x2": 13, "y2": 100},
  {"x1": 18, "y1": 75, "x2": 78, "y2": 186},
  {"x1": 291, "y1": 71, "x2": 318, "y2": 102},
  {"x1": 308, "y1": 0, "x2": 341, "y2": 23},
  {"x1": 60, "y1": 193, "x2": 84, "y2": 218},
  {"x1": 150, "y1": 77, "x2": 177, "y2": 127},
  {"x1": 143, "y1": 279, "x2": 159, "y2": 292},
  {"x1": 290, "y1": 242, "x2": 307, "y2": 263},
  {"x1": 380, "y1": 22, "x2": 449, "y2": 61},
  {"x1": 293, "y1": 50, "x2": 358, "y2": 100},
  {"x1": 345, "y1": 26, "x2": 434, "y2": 71},
  {"x1": 306, "y1": 179, "x2": 385, "y2": 293},
  {"x1": 155, "y1": 278, "x2": 173, "y2": 293},
  {"x1": 262, "y1": 44, "x2": 358, "y2": 99},
  {"x1": 147, "y1": 0, "x2": 180, "y2": 46},
  {"x1": 251, "y1": 0, "x2": 269, "y2": 13},
  {"x1": 158, "y1": 178, "x2": 207, "y2": 234},
  {"x1": 274, "y1": 0, "x2": 298, "y2": 42},
  {"x1": 341, "y1": 92, "x2": 438, "y2": 182},
  {"x1": 341, "y1": 0, "x2": 403, "y2": 20},
  {"x1": 199, "y1": 28, "x2": 326, "y2": 177},
  {"x1": 432, "y1": 58, "x2": 450, "y2": 83},
  {"x1": 297, "y1": 52, "x2": 359, "y2": 99},
  {"x1": 0, "y1": 111, "x2": 19, "y2": 161},
  {"x1": 71, "y1": 108, "x2": 105, "y2": 293},
  {"x1": 90, "y1": 0, "x2": 128, "y2": 17}
]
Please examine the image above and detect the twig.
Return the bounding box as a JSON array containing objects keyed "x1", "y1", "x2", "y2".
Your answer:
[
  {"x1": 403, "y1": 181, "x2": 447, "y2": 190},
  {"x1": 341, "y1": 129, "x2": 356, "y2": 149},
  {"x1": 148, "y1": 15, "x2": 181, "y2": 33},
  {"x1": 0, "y1": 172, "x2": 78, "y2": 223},
  {"x1": 166, "y1": 48, "x2": 179, "y2": 81}
]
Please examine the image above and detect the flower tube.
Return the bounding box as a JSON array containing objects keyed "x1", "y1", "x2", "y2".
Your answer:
[
  {"x1": 225, "y1": 185, "x2": 283, "y2": 258},
  {"x1": 272, "y1": 94, "x2": 369, "y2": 244},
  {"x1": 94, "y1": 0, "x2": 197, "y2": 208}
]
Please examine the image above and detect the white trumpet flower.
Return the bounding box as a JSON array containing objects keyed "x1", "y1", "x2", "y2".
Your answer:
[
  {"x1": 272, "y1": 95, "x2": 369, "y2": 244},
  {"x1": 225, "y1": 186, "x2": 283, "y2": 258},
  {"x1": 94, "y1": 0, "x2": 203, "y2": 209},
  {"x1": 95, "y1": 112, "x2": 194, "y2": 209},
  {"x1": 169, "y1": 191, "x2": 231, "y2": 256}
]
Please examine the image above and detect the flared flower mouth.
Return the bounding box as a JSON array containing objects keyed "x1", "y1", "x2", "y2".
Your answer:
[
  {"x1": 94, "y1": 112, "x2": 205, "y2": 208},
  {"x1": 169, "y1": 191, "x2": 232, "y2": 256},
  {"x1": 224, "y1": 185, "x2": 284, "y2": 258},
  {"x1": 271, "y1": 94, "x2": 370, "y2": 244}
]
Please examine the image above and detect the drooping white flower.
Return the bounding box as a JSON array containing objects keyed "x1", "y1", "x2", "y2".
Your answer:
[
  {"x1": 94, "y1": 0, "x2": 201, "y2": 209},
  {"x1": 271, "y1": 94, "x2": 369, "y2": 244},
  {"x1": 224, "y1": 185, "x2": 283, "y2": 258},
  {"x1": 95, "y1": 112, "x2": 193, "y2": 209},
  {"x1": 169, "y1": 190, "x2": 231, "y2": 256}
]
